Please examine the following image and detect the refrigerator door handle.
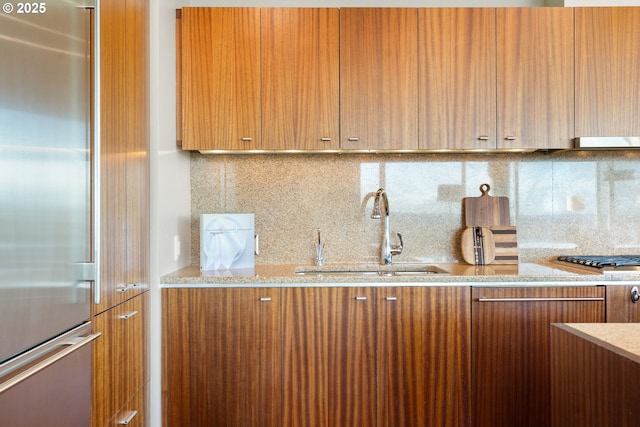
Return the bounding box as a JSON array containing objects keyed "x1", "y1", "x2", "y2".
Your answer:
[{"x1": 0, "y1": 330, "x2": 100, "y2": 395}]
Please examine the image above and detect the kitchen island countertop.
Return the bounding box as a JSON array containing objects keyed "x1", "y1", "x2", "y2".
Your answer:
[
  {"x1": 160, "y1": 262, "x2": 640, "y2": 287},
  {"x1": 553, "y1": 323, "x2": 640, "y2": 362}
]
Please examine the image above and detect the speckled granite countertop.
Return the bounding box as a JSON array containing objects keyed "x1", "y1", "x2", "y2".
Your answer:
[
  {"x1": 553, "y1": 323, "x2": 640, "y2": 363},
  {"x1": 161, "y1": 262, "x2": 640, "y2": 287}
]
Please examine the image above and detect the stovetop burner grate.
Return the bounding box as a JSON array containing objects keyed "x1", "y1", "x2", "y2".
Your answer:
[{"x1": 557, "y1": 255, "x2": 640, "y2": 271}]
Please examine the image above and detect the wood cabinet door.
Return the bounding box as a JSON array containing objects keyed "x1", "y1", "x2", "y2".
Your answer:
[
  {"x1": 261, "y1": 8, "x2": 339, "y2": 150},
  {"x1": 340, "y1": 8, "x2": 418, "y2": 150},
  {"x1": 418, "y1": 8, "x2": 496, "y2": 150},
  {"x1": 162, "y1": 288, "x2": 281, "y2": 427},
  {"x1": 98, "y1": 0, "x2": 128, "y2": 313},
  {"x1": 124, "y1": 0, "x2": 149, "y2": 302},
  {"x1": 93, "y1": 292, "x2": 149, "y2": 427},
  {"x1": 377, "y1": 287, "x2": 471, "y2": 427},
  {"x1": 606, "y1": 285, "x2": 640, "y2": 323},
  {"x1": 283, "y1": 287, "x2": 376, "y2": 427},
  {"x1": 575, "y1": 7, "x2": 640, "y2": 137},
  {"x1": 180, "y1": 8, "x2": 261, "y2": 150},
  {"x1": 497, "y1": 8, "x2": 574, "y2": 150},
  {"x1": 97, "y1": 0, "x2": 149, "y2": 313},
  {"x1": 472, "y1": 287, "x2": 604, "y2": 427}
]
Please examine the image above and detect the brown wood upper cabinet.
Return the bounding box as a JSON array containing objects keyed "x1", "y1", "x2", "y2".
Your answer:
[
  {"x1": 162, "y1": 288, "x2": 282, "y2": 427},
  {"x1": 419, "y1": 8, "x2": 574, "y2": 150},
  {"x1": 262, "y1": 8, "x2": 339, "y2": 150},
  {"x1": 179, "y1": 8, "x2": 261, "y2": 150},
  {"x1": 179, "y1": 7, "x2": 338, "y2": 151},
  {"x1": 340, "y1": 8, "x2": 419, "y2": 150},
  {"x1": 419, "y1": 8, "x2": 497, "y2": 150},
  {"x1": 575, "y1": 7, "x2": 640, "y2": 137},
  {"x1": 497, "y1": 8, "x2": 574, "y2": 150}
]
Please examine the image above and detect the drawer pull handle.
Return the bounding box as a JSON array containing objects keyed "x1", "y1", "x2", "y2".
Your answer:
[
  {"x1": 385, "y1": 296, "x2": 398, "y2": 301},
  {"x1": 354, "y1": 296, "x2": 367, "y2": 301},
  {"x1": 118, "y1": 311, "x2": 138, "y2": 320},
  {"x1": 505, "y1": 136, "x2": 517, "y2": 141},
  {"x1": 478, "y1": 297, "x2": 604, "y2": 302},
  {"x1": 321, "y1": 137, "x2": 331, "y2": 141},
  {"x1": 259, "y1": 297, "x2": 272, "y2": 302},
  {"x1": 478, "y1": 136, "x2": 490, "y2": 141},
  {"x1": 348, "y1": 137, "x2": 360, "y2": 142},
  {"x1": 242, "y1": 137, "x2": 253, "y2": 142},
  {"x1": 117, "y1": 410, "x2": 138, "y2": 425},
  {"x1": 631, "y1": 286, "x2": 639, "y2": 303}
]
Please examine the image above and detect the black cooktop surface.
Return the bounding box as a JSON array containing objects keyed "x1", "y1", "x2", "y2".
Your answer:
[{"x1": 557, "y1": 255, "x2": 640, "y2": 270}]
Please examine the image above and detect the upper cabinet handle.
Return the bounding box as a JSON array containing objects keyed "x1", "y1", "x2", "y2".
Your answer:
[
  {"x1": 242, "y1": 137, "x2": 253, "y2": 142},
  {"x1": 320, "y1": 137, "x2": 331, "y2": 142},
  {"x1": 505, "y1": 136, "x2": 517, "y2": 141},
  {"x1": 478, "y1": 136, "x2": 490, "y2": 141},
  {"x1": 348, "y1": 137, "x2": 360, "y2": 141}
]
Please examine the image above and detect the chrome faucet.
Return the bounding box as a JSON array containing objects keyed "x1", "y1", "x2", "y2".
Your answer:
[{"x1": 370, "y1": 188, "x2": 403, "y2": 265}]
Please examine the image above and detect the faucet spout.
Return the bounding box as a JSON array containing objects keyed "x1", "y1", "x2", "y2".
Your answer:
[{"x1": 371, "y1": 189, "x2": 403, "y2": 265}]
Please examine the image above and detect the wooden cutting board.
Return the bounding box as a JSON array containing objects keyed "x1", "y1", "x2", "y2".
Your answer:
[
  {"x1": 490, "y1": 226, "x2": 519, "y2": 265},
  {"x1": 463, "y1": 183, "x2": 511, "y2": 227},
  {"x1": 460, "y1": 226, "x2": 518, "y2": 265},
  {"x1": 461, "y1": 226, "x2": 495, "y2": 265}
]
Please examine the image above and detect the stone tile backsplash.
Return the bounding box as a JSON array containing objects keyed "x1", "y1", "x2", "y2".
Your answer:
[{"x1": 191, "y1": 151, "x2": 640, "y2": 265}]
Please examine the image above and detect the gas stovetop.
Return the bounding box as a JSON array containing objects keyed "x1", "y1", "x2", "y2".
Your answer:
[{"x1": 556, "y1": 255, "x2": 640, "y2": 272}]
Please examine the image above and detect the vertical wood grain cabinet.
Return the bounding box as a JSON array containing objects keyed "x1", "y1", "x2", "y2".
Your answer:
[
  {"x1": 575, "y1": 7, "x2": 640, "y2": 137},
  {"x1": 179, "y1": 6, "x2": 584, "y2": 152},
  {"x1": 419, "y1": 7, "x2": 574, "y2": 150},
  {"x1": 162, "y1": 288, "x2": 282, "y2": 427},
  {"x1": 283, "y1": 287, "x2": 377, "y2": 427},
  {"x1": 376, "y1": 286, "x2": 470, "y2": 427},
  {"x1": 418, "y1": 8, "x2": 496, "y2": 150},
  {"x1": 340, "y1": 8, "x2": 418, "y2": 151},
  {"x1": 93, "y1": 293, "x2": 149, "y2": 427},
  {"x1": 472, "y1": 287, "x2": 605, "y2": 427},
  {"x1": 163, "y1": 286, "x2": 471, "y2": 427},
  {"x1": 261, "y1": 8, "x2": 340, "y2": 150},
  {"x1": 179, "y1": 8, "x2": 261, "y2": 150},
  {"x1": 606, "y1": 285, "x2": 640, "y2": 323},
  {"x1": 179, "y1": 7, "x2": 339, "y2": 151},
  {"x1": 92, "y1": 0, "x2": 150, "y2": 425},
  {"x1": 496, "y1": 8, "x2": 574, "y2": 150}
]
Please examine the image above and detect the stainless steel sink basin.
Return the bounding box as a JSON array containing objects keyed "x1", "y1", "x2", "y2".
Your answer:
[{"x1": 294, "y1": 264, "x2": 449, "y2": 276}]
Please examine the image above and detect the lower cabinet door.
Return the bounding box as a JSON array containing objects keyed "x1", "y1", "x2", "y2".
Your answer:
[
  {"x1": 162, "y1": 287, "x2": 281, "y2": 427},
  {"x1": 377, "y1": 286, "x2": 471, "y2": 427},
  {"x1": 282, "y1": 287, "x2": 376, "y2": 427},
  {"x1": 472, "y1": 286, "x2": 605, "y2": 427}
]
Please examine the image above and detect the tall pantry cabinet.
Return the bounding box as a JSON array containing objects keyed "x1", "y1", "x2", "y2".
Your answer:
[{"x1": 92, "y1": 0, "x2": 150, "y2": 426}]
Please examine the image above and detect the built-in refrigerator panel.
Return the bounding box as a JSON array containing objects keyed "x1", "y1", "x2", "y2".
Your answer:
[{"x1": 0, "y1": 0, "x2": 94, "y2": 362}]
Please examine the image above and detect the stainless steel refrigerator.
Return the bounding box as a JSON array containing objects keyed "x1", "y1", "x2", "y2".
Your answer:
[{"x1": 0, "y1": 0, "x2": 99, "y2": 425}]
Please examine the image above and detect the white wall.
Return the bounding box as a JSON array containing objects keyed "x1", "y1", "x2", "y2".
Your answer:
[{"x1": 149, "y1": 1, "x2": 190, "y2": 427}]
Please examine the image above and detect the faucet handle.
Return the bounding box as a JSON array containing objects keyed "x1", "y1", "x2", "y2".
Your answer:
[{"x1": 391, "y1": 232, "x2": 403, "y2": 256}]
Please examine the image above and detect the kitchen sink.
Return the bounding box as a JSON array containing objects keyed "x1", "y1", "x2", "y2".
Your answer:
[{"x1": 294, "y1": 264, "x2": 449, "y2": 276}]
